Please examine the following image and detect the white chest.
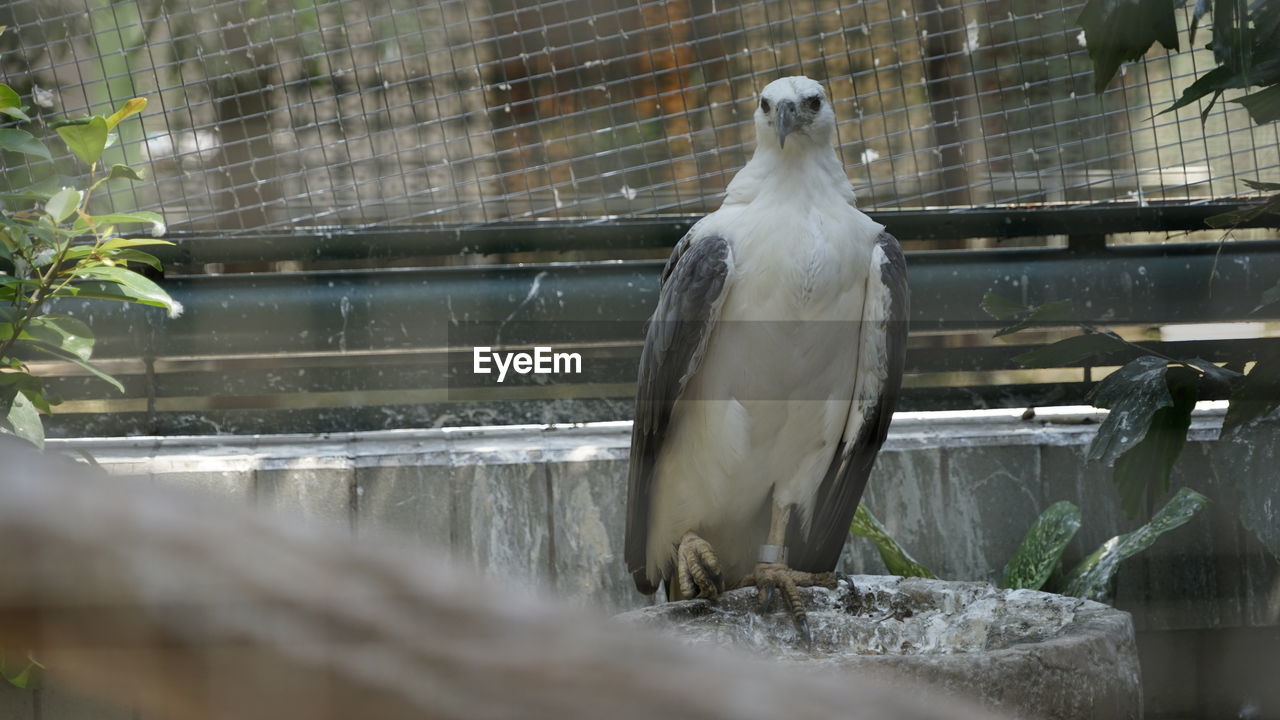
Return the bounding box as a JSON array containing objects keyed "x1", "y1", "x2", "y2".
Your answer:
[{"x1": 716, "y1": 201, "x2": 877, "y2": 323}]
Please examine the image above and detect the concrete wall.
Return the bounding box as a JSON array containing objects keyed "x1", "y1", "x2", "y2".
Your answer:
[{"x1": 3, "y1": 408, "x2": 1277, "y2": 718}]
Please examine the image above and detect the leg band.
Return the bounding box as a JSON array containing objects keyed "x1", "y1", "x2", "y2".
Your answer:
[{"x1": 757, "y1": 544, "x2": 787, "y2": 564}]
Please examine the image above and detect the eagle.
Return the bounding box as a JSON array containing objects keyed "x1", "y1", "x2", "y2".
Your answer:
[{"x1": 624, "y1": 76, "x2": 909, "y2": 637}]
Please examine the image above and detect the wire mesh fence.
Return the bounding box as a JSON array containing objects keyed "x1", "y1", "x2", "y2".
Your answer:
[{"x1": 1, "y1": 0, "x2": 1278, "y2": 234}]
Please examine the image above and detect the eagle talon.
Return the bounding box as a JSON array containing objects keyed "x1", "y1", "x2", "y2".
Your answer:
[
  {"x1": 835, "y1": 571, "x2": 856, "y2": 592},
  {"x1": 759, "y1": 583, "x2": 777, "y2": 612},
  {"x1": 676, "y1": 531, "x2": 723, "y2": 599},
  {"x1": 795, "y1": 613, "x2": 813, "y2": 650},
  {"x1": 754, "y1": 563, "x2": 834, "y2": 648}
]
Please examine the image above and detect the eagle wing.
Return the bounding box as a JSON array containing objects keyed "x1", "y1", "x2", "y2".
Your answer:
[
  {"x1": 787, "y1": 231, "x2": 909, "y2": 573},
  {"x1": 624, "y1": 230, "x2": 733, "y2": 594}
]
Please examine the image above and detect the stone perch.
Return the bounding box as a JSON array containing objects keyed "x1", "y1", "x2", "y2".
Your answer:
[{"x1": 619, "y1": 578, "x2": 1142, "y2": 720}]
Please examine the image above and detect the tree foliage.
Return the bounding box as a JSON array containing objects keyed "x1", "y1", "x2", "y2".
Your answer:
[
  {"x1": 0, "y1": 26, "x2": 177, "y2": 448},
  {"x1": 1079, "y1": 0, "x2": 1280, "y2": 124},
  {"x1": 982, "y1": 292, "x2": 1256, "y2": 516}
]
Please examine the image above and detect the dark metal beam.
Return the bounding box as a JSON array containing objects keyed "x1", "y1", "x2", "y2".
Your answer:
[
  {"x1": 150, "y1": 202, "x2": 1279, "y2": 265},
  {"x1": 67, "y1": 239, "x2": 1280, "y2": 360}
]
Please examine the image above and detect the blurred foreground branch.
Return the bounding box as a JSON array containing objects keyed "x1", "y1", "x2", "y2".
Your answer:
[{"x1": 0, "y1": 438, "x2": 998, "y2": 720}]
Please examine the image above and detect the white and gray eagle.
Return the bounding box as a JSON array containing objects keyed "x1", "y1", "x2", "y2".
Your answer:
[{"x1": 625, "y1": 76, "x2": 909, "y2": 633}]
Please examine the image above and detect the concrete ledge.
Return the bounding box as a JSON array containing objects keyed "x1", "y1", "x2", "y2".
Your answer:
[{"x1": 39, "y1": 405, "x2": 1265, "y2": 624}]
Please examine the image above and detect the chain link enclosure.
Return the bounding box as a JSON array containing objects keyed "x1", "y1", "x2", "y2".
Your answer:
[{"x1": 2, "y1": 0, "x2": 1277, "y2": 233}]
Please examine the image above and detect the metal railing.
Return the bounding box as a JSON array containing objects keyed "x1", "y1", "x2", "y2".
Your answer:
[{"x1": 34, "y1": 203, "x2": 1280, "y2": 437}]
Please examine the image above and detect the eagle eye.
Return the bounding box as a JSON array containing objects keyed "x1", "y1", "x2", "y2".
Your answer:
[
  {"x1": 760, "y1": 98, "x2": 771, "y2": 113},
  {"x1": 806, "y1": 95, "x2": 822, "y2": 112}
]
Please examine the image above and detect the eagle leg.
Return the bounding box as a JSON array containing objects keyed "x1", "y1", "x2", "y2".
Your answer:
[
  {"x1": 744, "y1": 565, "x2": 836, "y2": 648},
  {"x1": 675, "y1": 531, "x2": 724, "y2": 600},
  {"x1": 741, "y1": 503, "x2": 838, "y2": 648}
]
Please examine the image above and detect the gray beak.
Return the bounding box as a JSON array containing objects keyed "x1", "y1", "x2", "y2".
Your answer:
[{"x1": 775, "y1": 100, "x2": 797, "y2": 149}]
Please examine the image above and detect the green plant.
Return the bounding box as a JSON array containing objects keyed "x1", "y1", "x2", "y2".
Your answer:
[
  {"x1": 0, "y1": 26, "x2": 178, "y2": 448},
  {"x1": 1077, "y1": 0, "x2": 1280, "y2": 228},
  {"x1": 0, "y1": 649, "x2": 43, "y2": 690},
  {"x1": 1079, "y1": 0, "x2": 1280, "y2": 125},
  {"x1": 849, "y1": 505, "x2": 937, "y2": 579},
  {"x1": 980, "y1": 290, "x2": 1280, "y2": 566},
  {"x1": 981, "y1": 292, "x2": 1256, "y2": 516},
  {"x1": 852, "y1": 490, "x2": 1210, "y2": 603},
  {"x1": 1059, "y1": 489, "x2": 1211, "y2": 600}
]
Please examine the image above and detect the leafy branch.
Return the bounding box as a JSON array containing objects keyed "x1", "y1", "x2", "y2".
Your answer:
[
  {"x1": 0, "y1": 27, "x2": 178, "y2": 449},
  {"x1": 1079, "y1": 0, "x2": 1280, "y2": 125},
  {"x1": 1077, "y1": 0, "x2": 1280, "y2": 227},
  {"x1": 981, "y1": 292, "x2": 1253, "y2": 516}
]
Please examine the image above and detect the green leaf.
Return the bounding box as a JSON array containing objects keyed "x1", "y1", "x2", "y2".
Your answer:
[
  {"x1": 0, "y1": 106, "x2": 31, "y2": 123},
  {"x1": 56, "y1": 115, "x2": 109, "y2": 166},
  {"x1": 5, "y1": 662, "x2": 34, "y2": 689},
  {"x1": 24, "y1": 315, "x2": 94, "y2": 361},
  {"x1": 1209, "y1": 0, "x2": 1249, "y2": 70},
  {"x1": 981, "y1": 291, "x2": 1026, "y2": 321},
  {"x1": 107, "y1": 248, "x2": 163, "y2": 271},
  {"x1": 1234, "y1": 84, "x2": 1280, "y2": 125},
  {"x1": 1159, "y1": 64, "x2": 1241, "y2": 117},
  {"x1": 1205, "y1": 192, "x2": 1280, "y2": 228},
  {"x1": 1109, "y1": 366, "x2": 1197, "y2": 517},
  {"x1": 1013, "y1": 331, "x2": 1133, "y2": 368},
  {"x1": 1086, "y1": 355, "x2": 1173, "y2": 466},
  {"x1": 1000, "y1": 501, "x2": 1082, "y2": 590},
  {"x1": 0, "y1": 370, "x2": 51, "y2": 414},
  {"x1": 1077, "y1": 0, "x2": 1180, "y2": 94},
  {"x1": 1184, "y1": 357, "x2": 1243, "y2": 389},
  {"x1": 0, "y1": 85, "x2": 28, "y2": 122},
  {"x1": 44, "y1": 187, "x2": 82, "y2": 224},
  {"x1": 105, "y1": 97, "x2": 147, "y2": 130},
  {"x1": 90, "y1": 211, "x2": 166, "y2": 237},
  {"x1": 849, "y1": 504, "x2": 937, "y2": 579},
  {"x1": 24, "y1": 341, "x2": 123, "y2": 393},
  {"x1": 1, "y1": 391, "x2": 44, "y2": 448},
  {"x1": 1243, "y1": 179, "x2": 1280, "y2": 192},
  {"x1": 0, "y1": 371, "x2": 44, "y2": 398},
  {"x1": 2, "y1": 651, "x2": 45, "y2": 690},
  {"x1": 0, "y1": 129, "x2": 53, "y2": 161},
  {"x1": 107, "y1": 163, "x2": 145, "y2": 181},
  {"x1": 1222, "y1": 354, "x2": 1280, "y2": 437},
  {"x1": 1187, "y1": 0, "x2": 1209, "y2": 44},
  {"x1": 100, "y1": 237, "x2": 173, "y2": 250},
  {"x1": 72, "y1": 265, "x2": 175, "y2": 312},
  {"x1": 1063, "y1": 488, "x2": 1210, "y2": 602},
  {"x1": 995, "y1": 299, "x2": 1077, "y2": 338}
]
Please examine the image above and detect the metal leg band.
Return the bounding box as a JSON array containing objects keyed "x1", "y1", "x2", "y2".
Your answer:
[{"x1": 757, "y1": 544, "x2": 787, "y2": 564}]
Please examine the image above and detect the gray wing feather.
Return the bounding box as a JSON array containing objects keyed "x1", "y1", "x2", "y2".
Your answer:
[
  {"x1": 788, "y1": 231, "x2": 909, "y2": 573},
  {"x1": 625, "y1": 232, "x2": 732, "y2": 594}
]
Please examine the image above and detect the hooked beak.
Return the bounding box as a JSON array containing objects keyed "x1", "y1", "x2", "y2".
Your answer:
[{"x1": 775, "y1": 100, "x2": 797, "y2": 149}]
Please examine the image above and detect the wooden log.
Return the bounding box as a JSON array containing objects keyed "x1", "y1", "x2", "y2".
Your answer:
[{"x1": 0, "y1": 438, "x2": 1000, "y2": 720}]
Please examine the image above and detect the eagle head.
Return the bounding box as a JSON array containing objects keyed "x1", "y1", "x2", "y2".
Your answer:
[{"x1": 754, "y1": 76, "x2": 836, "y2": 151}]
